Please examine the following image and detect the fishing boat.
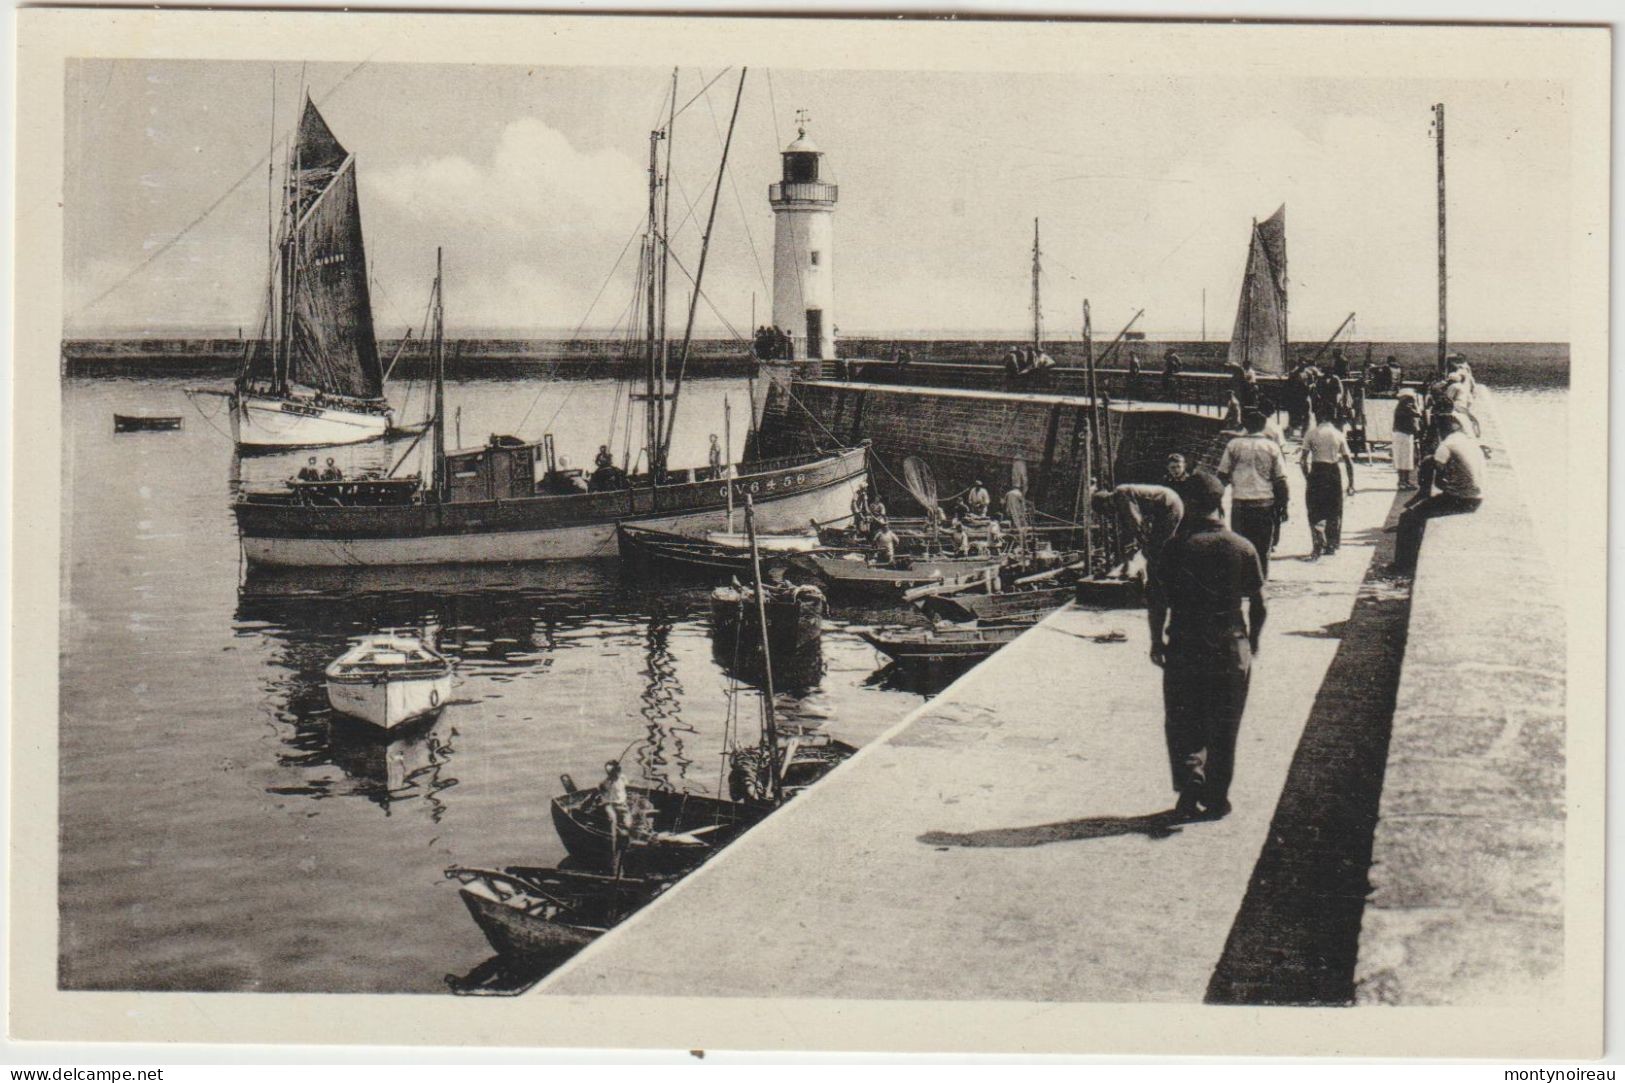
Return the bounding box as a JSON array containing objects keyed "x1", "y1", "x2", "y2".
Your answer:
[
  {"x1": 548, "y1": 778, "x2": 769, "y2": 876},
  {"x1": 233, "y1": 76, "x2": 866, "y2": 568},
  {"x1": 113, "y1": 414, "x2": 183, "y2": 433},
  {"x1": 859, "y1": 624, "x2": 1027, "y2": 669},
  {"x1": 727, "y1": 730, "x2": 856, "y2": 803},
  {"x1": 323, "y1": 630, "x2": 453, "y2": 730},
  {"x1": 795, "y1": 552, "x2": 1000, "y2": 600},
  {"x1": 190, "y1": 98, "x2": 400, "y2": 450},
  {"x1": 709, "y1": 580, "x2": 825, "y2": 660},
  {"x1": 445, "y1": 865, "x2": 669, "y2": 970},
  {"x1": 917, "y1": 583, "x2": 1073, "y2": 624},
  {"x1": 617, "y1": 523, "x2": 828, "y2": 578}
]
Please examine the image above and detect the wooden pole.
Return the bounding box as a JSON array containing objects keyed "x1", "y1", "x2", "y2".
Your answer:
[{"x1": 1434, "y1": 102, "x2": 1448, "y2": 375}]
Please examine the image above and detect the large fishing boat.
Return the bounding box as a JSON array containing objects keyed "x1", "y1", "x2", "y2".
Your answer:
[
  {"x1": 233, "y1": 72, "x2": 867, "y2": 568},
  {"x1": 195, "y1": 97, "x2": 398, "y2": 449}
]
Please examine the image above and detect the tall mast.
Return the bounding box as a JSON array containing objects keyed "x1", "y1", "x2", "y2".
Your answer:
[
  {"x1": 643, "y1": 128, "x2": 663, "y2": 479},
  {"x1": 657, "y1": 68, "x2": 676, "y2": 467},
  {"x1": 1434, "y1": 102, "x2": 1448, "y2": 374},
  {"x1": 1241, "y1": 218, "x2": 1256, "y2": 368},
  {"x1": 277, "y1": 112, "x2": 299, "y2": 396},
  {"x1": 432, "y1": 247, "x2": 446, "y2": 499},
  {"x1": 659, "y1": 67, "x2": 748, "y2": 471},
  {"x1": 743, "y1": 496, "x2": 783, "y2": 805},
  {"x1": 1030, "y1": 217, "x2": 1042, "y2": 348}
]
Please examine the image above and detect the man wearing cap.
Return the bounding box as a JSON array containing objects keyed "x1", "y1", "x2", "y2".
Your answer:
[
  {"x1": 1148, "y1": 471, "x2": 1266, "y2": 822},
  {"x1": 1218, "y1": 409, "x2": 1288, "y2": 577}
]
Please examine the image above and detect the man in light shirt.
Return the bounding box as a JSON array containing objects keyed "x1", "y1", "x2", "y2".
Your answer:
[
  {"x1": 1217, "y1": 409, "x2": 1288, "y2": 578},
  {"x1": 1299, "y1": 415, "x2": 1357, "y2": 558},
  {"x1": 1392, "y1": 410, "x2": 1486, "y2": 573}
]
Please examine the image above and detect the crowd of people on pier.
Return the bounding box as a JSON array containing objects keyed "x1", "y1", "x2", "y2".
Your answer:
[{"x1": 1081, "y1": 349, "x2": 1487, "y2": 824}]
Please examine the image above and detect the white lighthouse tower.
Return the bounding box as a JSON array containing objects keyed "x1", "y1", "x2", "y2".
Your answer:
[{"x1": 769, "y1": 111, "x2": 838, "y2": 362}]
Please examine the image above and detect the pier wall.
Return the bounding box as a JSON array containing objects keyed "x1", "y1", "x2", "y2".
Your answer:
[
  {"x1": 1352, "y1": 391, "x2": 1566, "y2": 1004},
  {"x1": 755, "y1": 379, "x2": 1228, "y2": 523}
]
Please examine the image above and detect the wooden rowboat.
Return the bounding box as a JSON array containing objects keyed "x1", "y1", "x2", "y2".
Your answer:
[
  {"x1": 794, "y1": 552, "x2": 1000, "y2": 600},
  {"x1": 549, "y1": 778, "x2": 770, "y2": 876},
  {"x1": 445, "y1": 865, "x2": 669, "y2": 970},
  {"x1": 917, "y1": 584, "x2": 1073, "y2": 625},
  {"x1": 860, "y1": 624, "x2": 1027, "y2": 669},
  {"x1": 113, "y1": 414, "x2": 183, "y2": 432},
  {"x1": 618, "y1": 523, "x2": 827, "y2": 579}
]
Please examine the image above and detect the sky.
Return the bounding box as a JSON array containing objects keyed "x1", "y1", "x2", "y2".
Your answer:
[{"x1": 63, "y1": 60, "x2": 1572, "y2": 341}]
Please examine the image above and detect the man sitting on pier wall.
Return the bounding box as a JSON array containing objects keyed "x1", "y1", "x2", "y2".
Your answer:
[
  {"x1": 1391, "y1": 408, "x2": 1486, "y2": 574},
  {"x1": 1147, "y1": 472, "x2": 1267, "y2": 823}
]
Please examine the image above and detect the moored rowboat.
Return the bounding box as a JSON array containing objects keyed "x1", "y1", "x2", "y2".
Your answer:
[{"x1": 324, "y1": 631, "x2": 453, "y2": 730}]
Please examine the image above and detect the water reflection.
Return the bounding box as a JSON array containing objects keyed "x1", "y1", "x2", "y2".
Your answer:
[{"x1": 634, "y1": 607, "x2": 701, "y2": 793}]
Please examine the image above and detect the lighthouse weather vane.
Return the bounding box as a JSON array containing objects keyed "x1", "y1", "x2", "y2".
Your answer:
[{"x1": 794, "y1": 108, "x2": 811, "y2": 137}]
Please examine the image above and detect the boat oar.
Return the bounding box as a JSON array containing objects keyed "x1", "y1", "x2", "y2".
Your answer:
[{"x1": 1014, "y1": 561, "x2": 1086, "y2": 586}]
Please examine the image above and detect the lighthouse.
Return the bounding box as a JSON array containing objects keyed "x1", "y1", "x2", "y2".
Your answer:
[{"x1": 769, "y1": 112, "x2": 839, "y2": 362}]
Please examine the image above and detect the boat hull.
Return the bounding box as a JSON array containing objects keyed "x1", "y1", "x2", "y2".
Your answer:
[
  {"x1": 458, "y1": 888, "x2": 601, "y2": 968},
  {"x1": 235, "y1": 391, "x2": 391, "y2": 449},
  {"x1": 237, "y1": 447, "x2": 867, "y2": 567},
  {"x1": 325, "y1": 672, "x2": 452, "y2": 729}
]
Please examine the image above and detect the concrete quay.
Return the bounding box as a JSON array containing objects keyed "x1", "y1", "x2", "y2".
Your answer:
[
  {"x1": 543, "y1": 458, "x2": 1397, "y2": 1002},
  {"x1": 537, "y1": 391, "x2": 1569, "y2": 1036}
]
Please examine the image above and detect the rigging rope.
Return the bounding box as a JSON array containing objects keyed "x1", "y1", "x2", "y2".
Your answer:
[{"x1": 73, "y1": 56, "x2": 373, "y2": 320}]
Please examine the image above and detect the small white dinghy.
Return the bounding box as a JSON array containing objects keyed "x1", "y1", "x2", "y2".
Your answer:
[{"x1": 325, "y1": 631, "x2": 454, "y2": 731}]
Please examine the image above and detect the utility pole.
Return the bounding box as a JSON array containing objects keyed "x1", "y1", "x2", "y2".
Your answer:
[
  {"x1": 1434, "y1": 102, "x2": 1448, "y2": 375},
  {"x1": 1030, "y1": 218, "x2": 1042, "y2": 348}
]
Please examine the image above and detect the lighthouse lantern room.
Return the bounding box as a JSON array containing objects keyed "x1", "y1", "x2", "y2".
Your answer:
[{"x1": 768, "y1": 111, "x2": 839, "y2": 362}]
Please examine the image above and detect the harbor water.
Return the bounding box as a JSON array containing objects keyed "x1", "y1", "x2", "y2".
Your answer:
[{"x1": 58, "y1": 374, "x2": 924, "y2": 994}]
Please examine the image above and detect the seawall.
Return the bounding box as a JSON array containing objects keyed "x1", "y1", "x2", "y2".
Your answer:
[{"x1": 754, "y1": 378, "x2": 1229, "y2": 524}]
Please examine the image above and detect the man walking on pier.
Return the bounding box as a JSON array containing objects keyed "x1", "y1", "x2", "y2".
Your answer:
[
  {"x1": 1148, "y1": 472, "x2": 1266, "y2": 822},
  {"x1": 1300, "y1": 415, "x2": 1357, "y2": 558},
  {"x1": 1218, "y1": 409, "x2": 1288, "y2": 577}
]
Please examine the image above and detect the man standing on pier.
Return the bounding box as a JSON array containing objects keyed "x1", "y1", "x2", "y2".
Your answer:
[{"x1": 1148, "y1": 472, "x2": 1266, "y2": 822}]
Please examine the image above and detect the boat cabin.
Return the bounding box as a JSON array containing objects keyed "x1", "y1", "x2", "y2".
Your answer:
[{"x1": 446, "y1": 435, "x2": 542, "y2": 502}]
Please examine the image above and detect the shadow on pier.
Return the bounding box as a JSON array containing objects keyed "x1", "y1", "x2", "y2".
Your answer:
[
  {"x1": 1204, "y1": 490, "x2": 1412, "y2": 1006},
  {"x1": 919, "y1": 809, "x2": 1185, "y2": 849}
]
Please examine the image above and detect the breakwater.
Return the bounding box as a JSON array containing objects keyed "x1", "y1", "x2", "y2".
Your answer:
[{"x1": 60, "y1": 336, "x2": 756, "y2": 379}]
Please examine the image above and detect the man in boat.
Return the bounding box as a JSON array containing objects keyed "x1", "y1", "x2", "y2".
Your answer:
[
  {"x1": 1148, "y1": 470, "x2": 1266, "y2": 823},
  {"x1": 1217, "y1": 409, "x2": 1289, "y2": 578},
  {"x1": 872, "y1": 523, "x2": 900, "y2": 566},
  {"x1": 951, "y1": 516, "x2": 972, "y2": 557},
  {"x1": 595, "y1": 444, "x2": 615, "y2": 471},
  {"x1": 297, "y1": 456, "x2": 321, "y2": 482},
  {"x1": 708, "y1": 434, "x2": 724, "y2": 479},
  {"x1": 320, "y1": 457, "x2": 343, "y2": 482},
  {"x1": 1002, "y1": 484, "x2": 1029, "y2": 552},
  {"x1": 1091, "y1": 483, "x2": 1183, "y2": 586},
  {"x1": 984, "y1": 516, "x2": 1004, "y2": 555},
  {"x1": 967, "y1": 480, "x2": 991, "y2": 518},
  {"x1": 598, "y1": 760, "x2": 631, "y2": 866}
]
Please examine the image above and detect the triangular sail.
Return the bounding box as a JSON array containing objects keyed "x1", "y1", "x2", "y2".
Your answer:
[
  {"x1": 285, "y1": 100, "x2": 384, "y2": 400},
  {"x1": 1227, "y1": 204, "x2": 1288, "y2": 375}
]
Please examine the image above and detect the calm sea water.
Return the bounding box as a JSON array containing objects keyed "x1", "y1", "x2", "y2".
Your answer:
[{"x1": 58, "y1": 375, "x2": 924, "y2": 994}]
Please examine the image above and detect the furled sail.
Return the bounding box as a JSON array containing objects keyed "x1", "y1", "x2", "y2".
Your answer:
[
  {"x1": 284, "y1": 99, "x2": 384, "y2": 400},
  {"x1": 1227, "y1": 205, "x2": 1288, "y2": 375}
]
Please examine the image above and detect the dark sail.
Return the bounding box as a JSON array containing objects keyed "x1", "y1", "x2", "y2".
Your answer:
[
  {"x1": 285, "y1": 100, "x2": 383, "y2": 400},
  {"x1": 1227, "y1": 204, "x2": 1288, "y2": 374}
]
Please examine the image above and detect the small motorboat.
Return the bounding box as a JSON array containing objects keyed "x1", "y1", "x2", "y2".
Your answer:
[
  {"x1": 860, "y1": 624, "x2": 1027, "y2": 670},
  {"x1": 917, "y1": 583, "x2": 1073, "y2": 625},
  {"x1": 794, "y1": 552, "x2": 1001, "y2": 600},
  {"x1": 549, "y1": 776, "x2": 770, "y2": 876},
  {"x1": 445, "y1": 865, "x2": 669, "y2": 971},
  {"x1": 113, "y1": 414, "x2": 183, "y2": 433},
  {"x1": 324, "y1": 630, "x2": 454, "y2": 730}
]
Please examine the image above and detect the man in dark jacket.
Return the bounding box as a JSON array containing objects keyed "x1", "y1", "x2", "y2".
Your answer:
[{"x1": 1148, "y1": 471, "x2": 1267, "y2": 822}]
